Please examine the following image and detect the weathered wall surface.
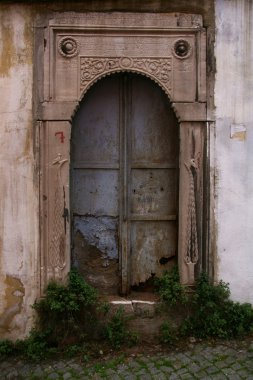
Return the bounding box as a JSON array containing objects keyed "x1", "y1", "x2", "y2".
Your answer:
[
  {"x1": 0, "y1": 6, "x2": 38, "y2": 339},
  {"x1": 1, "y1": 0, "x2": 252, "y2": 338},
  {"x1": 215, "y1": 0, "x2": 253, "y2": 302},
  {"x1": 0, "y1": 0, "x2": 215, "y2": 339},
  {"x1": 3, "y1": 0, "x2": 253, "y2": 335}
]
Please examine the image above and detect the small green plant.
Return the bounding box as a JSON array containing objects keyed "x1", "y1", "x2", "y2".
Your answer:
[
  {"x1": 0, "y1": 339, "x2": 14, "y2": 358},
  {"x1": 104, "y1": 307, "x2": 128, "y2": 348},
  {"x1": 155, "y1": 266, "x2": 188, "y2": 306},
  {"x1": 97, "y1": 301, "x2": 111, "y2": 315},
  {"x1": 180, "y1": 273, "x2": 253, "y2": 339},
  {"x1": 33, "y1": 269, "x2": 98, "y2": 346},
  {"x1": 104, "y1": 307, "x2": 134, "y2": 349},
  {"x1": 128, "y1": 331, "x2": 139, "y2": 346},
  {"x1": 17, "y1": 329, "x2": 54, "y2": 360},
  {"x1": 92, "y1": 355, "x2": 126, "y2": 375},
  {"x1": 65, "y1": 344, "x2": 83, "y2": 358},
  {"x1": 160, "y1": 321, "x2": 175, "y2": 344}
]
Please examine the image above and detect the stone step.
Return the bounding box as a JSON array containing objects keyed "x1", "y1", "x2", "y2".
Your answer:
[
  {"x1": 99, "y1": 293, "x2": 167, "y2": 342},
  {"x1": 104, "y1": 293, "x2": 159, "y2": 318}
]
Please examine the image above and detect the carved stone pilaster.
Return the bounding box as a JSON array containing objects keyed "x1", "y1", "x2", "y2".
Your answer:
[
  {"x1": 178, "y1": 123, "x2": 204, "y2": 285},
  {"x1": 49, "y1": 154, "x2": 68, "y2": 271},
  {"x1": 184, "y1": 158, "x2": 199, "y2": 267},
  {"x1": 40, "y1": 122, "x2": 70, "y2": 292}
]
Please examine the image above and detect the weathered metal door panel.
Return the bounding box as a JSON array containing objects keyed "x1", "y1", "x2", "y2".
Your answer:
[
  {"x1": 129, "y1": 76, "x2": 179, "y2": 288},
  {"x1": 71, "y1": 74, "x2": 179, "y2": 294},
  {"x1": 130, "y1": 169, "x2": 177, "y2": 216},
  {"x1": 71, "y1": 77, "x2": 120, "y2": 294},
  {"x1": 71, "y1": 78, "x2": 119, "y2": 166},
  {"x1": 131, "y1": 221, "x2": 177, "y2": 285},
  {"x1": 131, "y1": 77, "x2": 179, "y2": 166}
]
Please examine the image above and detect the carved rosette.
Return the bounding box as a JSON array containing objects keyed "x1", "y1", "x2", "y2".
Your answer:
[
  {"x1": 80, "y1": 56, "x2": 172, "y2": 95},
  {"x1": 58, "y1": 37, "x2": 79, "y2": 58},
  {"x1": 172, "y1": 39, "x2": 192, "y2": 59}
]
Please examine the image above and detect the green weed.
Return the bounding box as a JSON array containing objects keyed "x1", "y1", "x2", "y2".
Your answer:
[
  {"x1": 180, "y1": 273, "x2": 253, "y2": 339},
  {"x1": 156, "y1": 270, "x2": 253, "y2": 341},
  {"x1": 0, "y1": 339, "x2": 14, "y2": 358},
  {"x1": 92, "y1": 355, "x2": 125, "y2": 374},
  {"x1": 33, "y1": 269, "x2": 97, "y2": 345},
  {"x1": 160, "y1": 321, "x2": 175, "y2": 344},
  {"x1": 155, "y1": 266, "x2": 188, "y2": 306},
  {"x1": 104, "y1": 307, "x2": 138, "y2": 349}
]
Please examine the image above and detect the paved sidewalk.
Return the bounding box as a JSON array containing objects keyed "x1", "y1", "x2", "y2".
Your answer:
[{"x1": 1, "y1": 340, "x2": 253, "y2": 379}]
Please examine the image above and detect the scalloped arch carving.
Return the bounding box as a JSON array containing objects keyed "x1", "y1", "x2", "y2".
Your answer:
[{"x1": 79, "y1": 56, "x2": 172, "y2": 101}]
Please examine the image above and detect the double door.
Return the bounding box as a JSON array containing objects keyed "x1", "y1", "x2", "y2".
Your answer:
[{"x1": 71, "y1": 73, "x2": 179, "y2": 294}]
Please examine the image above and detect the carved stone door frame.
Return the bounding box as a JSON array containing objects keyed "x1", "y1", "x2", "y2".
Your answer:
[{"x1": 35, "y1": 12, "x2": 207, "y2": 293}]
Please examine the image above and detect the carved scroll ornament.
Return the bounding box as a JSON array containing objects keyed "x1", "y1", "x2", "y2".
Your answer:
[
  {"x1": 184, "y1": 157, "x2": 199, "y2": 266},
  {"x1": 49, "y1": 153, "x2": 68, "y2": 271},
  {"x1": 80, "y1": 56, "x2": 172, "y2": 95}
]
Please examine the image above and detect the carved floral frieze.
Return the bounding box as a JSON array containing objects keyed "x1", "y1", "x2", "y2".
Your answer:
[{"x1": 80, "y1": 56, "x2": 172, "y2": 95}]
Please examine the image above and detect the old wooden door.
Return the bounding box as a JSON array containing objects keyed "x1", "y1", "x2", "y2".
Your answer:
[{"x1": 71, "y1": 73, "x2": 179, "y2": 295}]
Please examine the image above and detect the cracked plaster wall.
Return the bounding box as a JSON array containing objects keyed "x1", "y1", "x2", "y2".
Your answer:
[
  {"x1": 0, "y1": 0, "x2": 214, "y2": 340},
  {"x1": 214, "y1": 0, "x2": 253, "y2": 302},
  {"x1": 2, "y1": 0, "x2": 253, "y2": 338},
  {"x1": 0, "y1": 6, "x2": 39, "y2": 339}
]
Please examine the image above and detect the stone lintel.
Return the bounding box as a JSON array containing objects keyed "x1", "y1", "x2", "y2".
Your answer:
[
  {"x1": 40, "y1": 101, "x2": 79, "y2": 121},
  {"x1": 172, "y1": 102, "x2": 206, "y2": 122}
]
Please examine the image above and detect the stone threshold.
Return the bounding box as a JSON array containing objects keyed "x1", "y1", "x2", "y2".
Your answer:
[{"x1": 101, "y1": 293, "x2": 160, "y2": 318}]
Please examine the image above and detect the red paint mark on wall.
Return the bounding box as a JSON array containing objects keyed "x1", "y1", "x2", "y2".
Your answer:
[{"x1": 55, "y1": 131, "x2": 65, "y2": 143}]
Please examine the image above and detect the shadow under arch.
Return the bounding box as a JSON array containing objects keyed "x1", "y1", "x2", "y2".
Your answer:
[
  {"x1": 70, "y1": 71, "x2": 180, "y2": 295},
  {"x1": 71, "y1": 68, "x2": 180, "y2": 122}
]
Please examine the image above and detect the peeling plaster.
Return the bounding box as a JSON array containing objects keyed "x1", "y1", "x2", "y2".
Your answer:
[
  {"x1": 72, "y1": 230, "x2": 119, "y2": 294},
  {"x1": 0, "y1": 5, "x2": 38, "y2": 340},
  {"x1": 1, "y1": 0, "x2": 252, "y2": 339},
  {"x1": 0, "y1": 14, "x2": 15, "y2": 77},
  {"x1": 0, "y1": 276, "x2": 25, "y2": 334},
  {"x1": 0, "y1": 6, "x2": 33, "y2": 77},
  {"x1": 74, "y1": 217, "x2": 119, "y2": 260}
]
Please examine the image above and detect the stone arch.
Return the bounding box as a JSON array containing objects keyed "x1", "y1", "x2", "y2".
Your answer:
[
  {"x1": 70, "y1": 72, "x2": 180, "y2": 294},
  {"x1": 38, "y1": 12, "x2": 208, "y2": 292},
  {"x1": 72, "y1": 67, "x2": 177, "y2": 121}
]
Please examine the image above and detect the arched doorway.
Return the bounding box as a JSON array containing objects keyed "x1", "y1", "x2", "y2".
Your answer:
[
  {"x1": 38, "y1": 13, "x2": 208, "y2": 293},
  {"x1": 71, "y1": 73, "x2": 179, "y2": 295}
]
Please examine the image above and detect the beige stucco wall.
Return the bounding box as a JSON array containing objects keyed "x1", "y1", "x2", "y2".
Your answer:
[
  {"x1": 215, "y1": 0, "x2": 253, "y2": 302},
  {"x1": 0, "y1": 6, "x2": 39, "y2": 339},
  {"x1": 0, "y1": 0, "x2": 214, "y2": 340},
  {"x1": 1, "y1": 0, "x2": 253, "y2": 339}
]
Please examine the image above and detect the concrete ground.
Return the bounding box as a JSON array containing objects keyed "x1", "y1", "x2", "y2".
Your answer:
[{"x1": 1, "y1": 339, "x2": 253, "y2": 379}]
